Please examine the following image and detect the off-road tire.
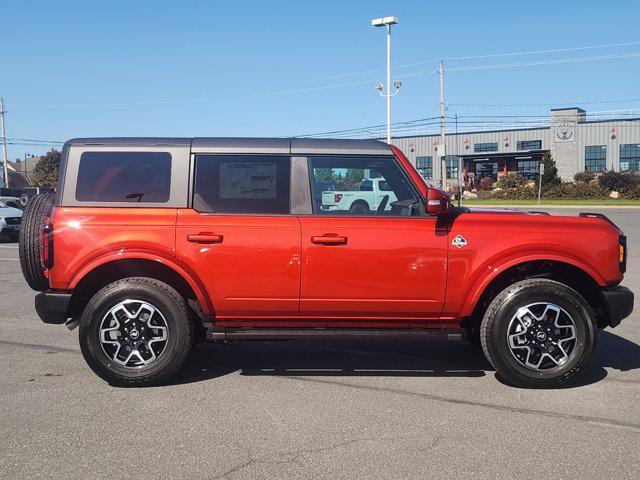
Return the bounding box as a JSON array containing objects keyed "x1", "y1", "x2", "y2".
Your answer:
[
  {"x1": 480, "y1": 279, "x2": 596, "y2": 388},
  {"x1": 18, "y1": 192, "x2": 54, "y2": 291},
  {"x1": 79, "y1": 277, "x2": 194, "y2": 387}
]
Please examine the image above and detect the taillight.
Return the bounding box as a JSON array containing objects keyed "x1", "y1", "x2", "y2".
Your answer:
[
  {"x1": 40, "y1": 219, "x2": 54, "y2": 269},
  {"x1": 334, "y1": 194, "x2": 343, "y2": 203},
  {"x1": 619, "y1": 235, "x2": 627, "y2": 274}
]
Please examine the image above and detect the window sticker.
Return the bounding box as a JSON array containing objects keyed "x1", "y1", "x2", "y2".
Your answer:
[{"x1": 219, "y1": 162, "x2": 278, "y2": 199}]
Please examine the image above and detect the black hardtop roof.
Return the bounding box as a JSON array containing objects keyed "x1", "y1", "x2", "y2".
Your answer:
[{"x1": 65, "y1": 137, "x2": 392, "y2": 155}]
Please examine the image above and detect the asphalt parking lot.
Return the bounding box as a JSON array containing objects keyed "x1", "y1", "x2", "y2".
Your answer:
[{"x1": 1, "y1": 207, "x2": 638, "y2": 479}]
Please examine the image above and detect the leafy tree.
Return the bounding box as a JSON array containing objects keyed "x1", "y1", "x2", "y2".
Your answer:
[
  {"x1": 344, "y1": 168, "x2": 364, "y2": 190},
  {"x1": 31, "y1": 149, "x2": 61, "y2": 187},
  {"x1": 538, "y1": 152, "x2": 561, "y2": 191}
]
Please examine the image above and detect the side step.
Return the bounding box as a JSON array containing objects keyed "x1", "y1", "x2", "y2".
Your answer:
[{"x1": 206, "y1": 328, "x2": 465, "y2": 342}]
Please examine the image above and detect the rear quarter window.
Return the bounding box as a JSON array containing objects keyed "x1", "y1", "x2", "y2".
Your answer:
[{"x1": 75, "y1": 152, "x2": 172, "y2": 203}]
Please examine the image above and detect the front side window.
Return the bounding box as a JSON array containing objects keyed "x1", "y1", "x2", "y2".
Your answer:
[
  {"x1": 585, "y1": 146, "x2": 606, "y2": 172},
  {"x1": 76, "y1": 152, "x2": 171, "y2": 203},
  {"x1": 620, "y1": 144, "x2": 640, "y2": 172},
  {"x1": 309, "y1": 156, "x2": 420, "y2": 216},
  {"x1": 193, "y1": 155, "x2": 290, "y2": 214},
  {"x1": 474, "y1": 142, "x2": 498, "y2": 153},
  {"x1": 416, "y1": 156, "x2": 432, "y2": 179}
]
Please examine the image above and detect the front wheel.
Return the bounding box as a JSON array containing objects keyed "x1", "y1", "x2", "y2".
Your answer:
[
  {"x1": 79, "y1": 277, "x2": 194, "y2": 387},
  {"x1": 480, "y1": 279, "x2": 596, "y2": 388}
]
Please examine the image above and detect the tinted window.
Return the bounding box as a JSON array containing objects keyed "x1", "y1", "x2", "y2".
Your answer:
[
  {"x1": 76, "y1": 152, "x2": 171, "y2": 202},
  {"x1": 309, "y1": 156, "x2": 420, "y2": 216},
  {"x1": 194, "y1": 155, "x2": 290, "y2": 214},
  {"x1": 474, "y1": 142, "x2": 498, "y2": 153}
]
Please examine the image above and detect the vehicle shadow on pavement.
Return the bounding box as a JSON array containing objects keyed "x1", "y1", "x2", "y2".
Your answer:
[{"x1": 165, "y1": 330, "x2": 640, "y2": 387}]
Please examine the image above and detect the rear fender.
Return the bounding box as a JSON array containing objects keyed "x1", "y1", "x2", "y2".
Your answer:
[{"x1": 67, "y1": 249, "x2": 213, "y2": 314}]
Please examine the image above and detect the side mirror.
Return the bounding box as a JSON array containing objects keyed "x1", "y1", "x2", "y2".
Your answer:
[{"x1": 426, "y1": 187, "x2": 450, "y2": 216}]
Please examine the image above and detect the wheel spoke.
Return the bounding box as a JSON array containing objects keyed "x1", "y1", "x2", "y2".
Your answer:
[
  {"x1": 506, "y1": 302, "x2": 578, "y2": 371},
  {"x1": 98, "y1": 299, "x2": 168, "y2": 369}
]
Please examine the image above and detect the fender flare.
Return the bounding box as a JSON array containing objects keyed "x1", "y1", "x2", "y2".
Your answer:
[
  {"x1": 458, "y1": 250, "x2": 606, "y2": 318},
  {"x1": 67, "y1": 249, "x2": 213, "y2": 314}
]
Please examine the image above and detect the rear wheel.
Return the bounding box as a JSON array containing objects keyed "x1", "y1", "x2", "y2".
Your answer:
[
  {"x1": 18, "y1": 192, "x2": 54, "y2": 291},
  {"x1": 79, "y1": 277, "x2": 194, "y2": 387},
  {"x1": 349, "y1": 201, "x2": 369, "y2": 214},
  {"x1": 480, "y1": 279, "x2": 596, "y2": 388}
]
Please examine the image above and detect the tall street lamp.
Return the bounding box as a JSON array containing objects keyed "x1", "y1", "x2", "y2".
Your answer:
[{"x1": 372, "y1": 16, "x2": 401, "y2": 144}]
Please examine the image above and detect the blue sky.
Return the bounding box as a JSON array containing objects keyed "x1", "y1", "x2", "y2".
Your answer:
[{"x1": 2, "y1": 0, "x2": 640, "y2": 159}]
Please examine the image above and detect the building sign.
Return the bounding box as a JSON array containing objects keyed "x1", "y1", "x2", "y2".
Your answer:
[{"x1": 554, "y1": 117, "x2": 575, "y2": 143}]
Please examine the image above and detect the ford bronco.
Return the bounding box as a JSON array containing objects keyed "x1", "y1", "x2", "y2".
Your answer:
[{"x1": 18, "y1": 137, "x2": 633, "y2": 387}]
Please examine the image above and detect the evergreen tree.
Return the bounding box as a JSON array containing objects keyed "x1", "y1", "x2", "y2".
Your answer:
[{"x1": 31, "y1": 149, "x2": 61, "y2": 187}]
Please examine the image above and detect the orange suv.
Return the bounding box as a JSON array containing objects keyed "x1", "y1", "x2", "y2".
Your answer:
[{"x1": 19, "y1": 137, "x2": 633, "y2": 387}]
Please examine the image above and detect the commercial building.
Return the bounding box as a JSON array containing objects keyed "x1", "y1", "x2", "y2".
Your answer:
[{"x1": 391, "y1": 107, "x2": 640, "y2": 185}]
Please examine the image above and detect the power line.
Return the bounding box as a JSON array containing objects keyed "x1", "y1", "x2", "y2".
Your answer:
[
  {"x1": 450, "y1": 98, "x2": 640, "y2": 107},
  {"x1": 11, "y1": 43, "x2": 640, "y2": 107}
]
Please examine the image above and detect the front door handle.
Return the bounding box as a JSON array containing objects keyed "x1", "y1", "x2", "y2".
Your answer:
[
  {"x1": 187, "y1": 233, "x2": 224, "y2": 244},
  {"x1": 311, "y1": 234, "x2": 348, "y2": 245}
]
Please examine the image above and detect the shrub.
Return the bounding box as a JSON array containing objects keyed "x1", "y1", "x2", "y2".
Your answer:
[
  {"x1": 622, "y1": 185, "x2": 640, "y2": 199},
  {"x1": 479, "y1": 176, "x2": 494, "y2": 190},
  {"x1": 544, "y1": 182, "x2": 608, "y2": 200},
  {"x1": 495, "y1": 172, "x2": 525, "y2": 189},
  {"x1": 490, "y1": 185, "x2": 536, "y2": 200},
  {"x1": 598, "y1": 170, "x2": 640, "y2": 192},
  {"x1": 574, "y1": 171, "x2": 596, "y2": 183}
]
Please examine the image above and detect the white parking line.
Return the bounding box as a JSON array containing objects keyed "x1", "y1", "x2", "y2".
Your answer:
[
  {"x1": 0, "y1": 245, "x2": 18, "y2": 249},
  {"x1": 0, "y1": 258, "x2": 18, "y2": 261}
]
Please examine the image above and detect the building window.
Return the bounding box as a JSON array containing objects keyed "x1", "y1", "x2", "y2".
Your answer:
[
  {"x1": 585, "y1": 146, "x2": 606, "y2": 172},
  {"x1": 474, "y1": 142, "x2": 498, "y2": 153},
  {"x1": 517, "y1": 160, "x2": 539, "y2": 179},
  {"x1": 415, "y1": 156, "x2": 432, "y2": 179},
  {"x1": 620, "y1": 144, "x2": 640, "y2": 172},
  {"x1": 517, "y1": 140, "x2": 542, "y2": 150},
  {"x1": 444, "y1": 155, "x2": 459, "y2": 178}
]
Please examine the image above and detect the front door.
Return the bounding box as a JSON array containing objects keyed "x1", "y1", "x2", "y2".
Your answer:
[
  {"x1": 300, "y1": 155, "x2": 447, "y2": 319},
  {"x1": 176, "y1": 154, "x2": 300, "y2": 318}
]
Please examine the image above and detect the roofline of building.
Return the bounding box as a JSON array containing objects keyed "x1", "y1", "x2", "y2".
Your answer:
[{"x1": 390, "y1": 116, "x2": 640, "y2": 140}]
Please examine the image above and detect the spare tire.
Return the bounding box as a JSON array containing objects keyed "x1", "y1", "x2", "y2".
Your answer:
[{"x1": 19, "y1": 193, "x2": 54, "y2": 291}]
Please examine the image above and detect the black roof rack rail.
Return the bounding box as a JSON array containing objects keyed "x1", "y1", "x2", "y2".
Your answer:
[{"x1": 578, "y1": 212, "x2": 622, "y2": 232}]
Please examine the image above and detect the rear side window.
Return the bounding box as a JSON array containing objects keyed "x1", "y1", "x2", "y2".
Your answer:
[
  {"x1": 193, "y1": 155, "x2": 290, "y2": 214},
  {"x1": 76, "y1": 152, "x2": 172, "y2": 203}
]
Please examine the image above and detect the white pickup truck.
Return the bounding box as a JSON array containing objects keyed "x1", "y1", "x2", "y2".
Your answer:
[{"x1": 320, "y1": 178, "x2": 398, "y2": 214}]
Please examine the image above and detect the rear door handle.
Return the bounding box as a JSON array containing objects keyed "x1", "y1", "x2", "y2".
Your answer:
[
  {"x1": 311, "y1": 234, "x2": 348, "y2": 245},
  {"x1": 187, "y1": 233, "x2": 224, "y2": 244}
]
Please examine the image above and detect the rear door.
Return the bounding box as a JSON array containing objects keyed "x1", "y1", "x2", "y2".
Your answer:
[
  {"x1": 176, "y1": 154, "x2": 301, "y2": 318},
  {"x1": 300, "y1": 155, "x2": 447, "y2": 319}
]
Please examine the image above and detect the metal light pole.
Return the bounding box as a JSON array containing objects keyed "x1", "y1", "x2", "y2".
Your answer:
[{"x1": 372, "y1": 17, "x2": 401, "y2": 144}]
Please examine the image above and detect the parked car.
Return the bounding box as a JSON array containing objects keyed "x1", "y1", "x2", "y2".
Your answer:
[
  {"x1": 0, "y1": 195, "x2": 23, "y2": 210},
  {"x1": 18, "y1": 137, "x2": 633, "y2": 388},
  {"x1": 0, "y1": 199, "x2": 22, "y2": 241},
  {"x1": 321, "y1": 177, "x2": 398, "y2": 214}
]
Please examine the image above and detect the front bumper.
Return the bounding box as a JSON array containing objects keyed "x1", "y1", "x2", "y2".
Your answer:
[
  {"x1": 601, "y1": 286, "x2": 634, "y2": 328},
  {"x1": 35, "y1": 291, "x2": 72, "y2": 325}
]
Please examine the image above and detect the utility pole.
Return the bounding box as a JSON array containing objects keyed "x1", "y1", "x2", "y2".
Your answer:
[
  {"x1": 439, "y1": 61, "x2": 446, "y2": 188},
  {"x1": 1, "y1": 98, "x2": 9, "y2": 189}
]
